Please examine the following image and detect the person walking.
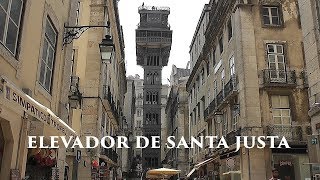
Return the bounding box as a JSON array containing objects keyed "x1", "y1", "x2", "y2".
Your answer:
[{"x1": 269, "y1": 168, "x2": 281, "y2": 180}]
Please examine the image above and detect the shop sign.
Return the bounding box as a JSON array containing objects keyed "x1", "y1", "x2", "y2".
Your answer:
[{"x1": 2, "y1": 82, "x2": 75, "y2": 136}]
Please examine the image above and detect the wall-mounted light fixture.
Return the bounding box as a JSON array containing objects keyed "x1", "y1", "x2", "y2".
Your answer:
[{"x1": 63, "y1": 22, "x2": 111, "y2": 45}]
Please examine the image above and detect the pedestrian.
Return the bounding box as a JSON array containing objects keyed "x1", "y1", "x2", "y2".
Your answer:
[{"x1": 269, "y1": 168, "x2": 280, "y2": 180}]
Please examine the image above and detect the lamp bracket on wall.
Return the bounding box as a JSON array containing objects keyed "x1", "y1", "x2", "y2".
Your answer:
[{"x1": 63, "y1": 22, "x2": 110, "y2": 45}]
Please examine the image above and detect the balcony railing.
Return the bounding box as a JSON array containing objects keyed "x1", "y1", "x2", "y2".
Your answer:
[
  {"x1": 204, "y1": 99, "x2": 216, "y2": 120},
  {"x1": 266, "y1": 125, "x2": 310, "y2": 142},
  {"x1": 224, "y1": 75, "x2": 237, "y2": 99},
  {"x1": 101, "y1": 148, "x2": 118, "y2": 163},
  {"x1": 103, "y1": 85, "x2": 120, "y2": 124},
  {"x1": 216, "y1": 90, "x2": 224, "y2": 107},
  {"x1": 300, "y1": 70, "x2": 309, "y2": 88},
  {"x1": 136, "y1": 37, "x2": 172, "y2": 44},
  {"x1": 262, "y1": 69, "x2": 296, "y2": 86},
  {"x1": 225, "y1": 129, "x2": 242, "y2": 145}
]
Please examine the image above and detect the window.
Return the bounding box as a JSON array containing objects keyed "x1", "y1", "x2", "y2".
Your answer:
[
  {"x1": 0, "y1": 0, "x2": 24, "y2": 55},
  {"x1": 136, "y1": 120, "x2": 142, "y2": 128},
  {"x1": 206, "y1": 60, "x2": 210, "y2": 76},
  {"x1": 219, "y1": 36, "x2": 223, "y2": 54},
  {"x1": 229, "y1": 56, "x2": 235, "y2": 76},
  {"x1": 214, "y1": 80, "x2": 217, "y2": 97},
  {"x1": 39, "y1": 18, "x2": 57, "y2": 92},
  {"x1": 271, "y1": 95, "x2": 291, "y2": 125},
  {"x1": 267, "y1": 44, "x2": 286, "y2": 81},
  {"x1": 227, "y1": 18, "x2": 233, "y2": 41},
  {"x1": 212, "y1": 48, "x2": 216, "y2": 66},
  {"x1": 262, "y1": 6, "x2": 281, "y2": 26},
  {"x1": 201, "y1": 68, "x2": 205, "y2": 85},
  {"x1": 201, "y1": 97, "x2": 205, "y2": 118}
]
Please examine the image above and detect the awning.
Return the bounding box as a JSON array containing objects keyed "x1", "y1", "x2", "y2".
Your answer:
[
  {"x1": 222, "y1": 171, "x2": 241, "y2": 175},
  {"x1": 186, "y1": 168, "x2": 196, "y2": 178},
  {"x1": 187, "y1": 157, "x2": 217, "y2": 178},
  {"x1": 0, "y1": 76, "x2": 77, "y2": 136}
]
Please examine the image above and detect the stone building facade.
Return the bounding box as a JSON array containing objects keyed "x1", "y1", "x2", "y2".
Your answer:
[
  {"x1": 163, "y1": 65, "x2": 190, "y2": 179},
  {"x1": 68, "y1": 0, "x2": 127, "y2": 179},
  {"x1": 187, "y1": 1, "x2": 311, "y2": 179},
  {"x1": 135, "y1": 5, "x2": 172, "y2": 171},
  {"x1": 298, "y1": 0, "x2": 320, "y2": 177},
  {"x1": 0, "y1": 0, "x2": 78, "y2": 179}
]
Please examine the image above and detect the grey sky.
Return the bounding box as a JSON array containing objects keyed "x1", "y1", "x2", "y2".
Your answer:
[{"x1": 118, "y1": 0, "x2": 209, "y2": 83}]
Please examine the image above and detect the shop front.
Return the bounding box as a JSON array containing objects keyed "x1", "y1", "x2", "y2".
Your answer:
[
  {"x1": 219, "y1": 151, "x2": 240, "y2": 180},
  {"x1": 0, "y1": 76, "x2": 77, "y2": 179}
]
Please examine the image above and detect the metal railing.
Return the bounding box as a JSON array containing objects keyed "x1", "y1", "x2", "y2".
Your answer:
[
  {"x1": 266, "y1": 125, "x2": 309, "y2": 142},
  {"x1": 224, "y1": 75, "x2": 237, "y2": 98},
  {"x1": 216, "y1": 90, "x2": 224, "y2": 107},
  {"x1": 136, "y1": 37, "x2": 172, "y2": 44},
  {"x1": 138, "y1": 6, "x2": 170, "y2": 11},
  {"x1": 300, "y1": 70, "x2": 309, "y2": 87},
  {"x1": 262, "y1": 69, "x2": 296, "y2": 85}
]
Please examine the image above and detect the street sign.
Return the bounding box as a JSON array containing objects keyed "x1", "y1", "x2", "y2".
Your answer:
[{"x1": 76, "y1": 150, "x2": 81, "y2": 162}]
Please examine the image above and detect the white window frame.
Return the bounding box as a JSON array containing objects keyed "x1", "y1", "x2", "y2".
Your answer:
[
  {"x1": 229, "y1": 56, "x2": 235, "y2": 76},
  {"x1": 39, "y1": 17, "x2": 57, "y2": 92},
  {"x1": 271, "y1": 95, "x2": 291, "y2": 125},
  {"x1": 267, "y1": 44, "x2": 286, "y2": 82},
  {"x1": 262, "y1": 6, "x2": 281, "y2": 26},
  {"x1": 0, "y1": 0, "x2": 24, "y2": 55}
]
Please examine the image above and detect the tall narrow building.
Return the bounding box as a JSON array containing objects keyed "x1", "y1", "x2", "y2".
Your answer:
[{"x1": 135, "y1": 5, "x2": 172, "y2": 170}]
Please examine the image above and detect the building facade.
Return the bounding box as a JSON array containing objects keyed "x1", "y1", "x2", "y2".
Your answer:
[
  {"x1": 0, "y1": 0, "x2": 78, "y2": 179},
  {"x1": 67, "y1": 0, "x2": 127, "y2": 179},
  {"x1": 298, "y1": 0, "x2": 320, "y2": 177},
  {"x1": 163, "y1": 65, "x2": 190, "y2": 179},
  {"x1": 187, "y1": 1, "x2": 311, "y2": 179},
  {"x1": 135, "y1": 5, "x2": 172, "y2": 171}
]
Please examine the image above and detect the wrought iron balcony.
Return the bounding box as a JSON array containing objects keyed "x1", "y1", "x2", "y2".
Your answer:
[
  {"x1": 136, "y1": 36, "x2": 172, "y2": 44},
  {"x1": 266, "y1": 125, "x2": 310, "y2": 142},
  {"x1": 204, "y1": 99, "x2": 216, "y2": 121},
  {"x1": 101, "y1": 148, "x2": 118, "y2": 163},
  {"x1": 225, "y1": 129, "x2": 242, "y2": 146},
  {"x1": 262, "y1": 69, "x2": 296, "y2": 86},
  {"x1": 216, "y1": 90, "x2": 224, "y2": 107},
  {"x1": 224, "y1": 75, "x2": 238, "y2": 99}
]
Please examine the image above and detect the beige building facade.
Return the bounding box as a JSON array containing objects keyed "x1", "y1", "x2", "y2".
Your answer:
[
  {"x1": 67, "y1": 0, "x2": 127, "y2": 179},
  {"x1": 0, "y1": 0, "x2": 78, "y2": 179},
  {"x1": 298, "y1": 0, "x2": 320, "y2": 177},
  {"x1": 187, "y1": 1, "x2": 311, "y2": 179}
]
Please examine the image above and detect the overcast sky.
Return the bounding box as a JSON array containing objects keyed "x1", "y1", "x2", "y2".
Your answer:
[{"x1": 118, "y1": 0, "x2": 209, "y2": 84}]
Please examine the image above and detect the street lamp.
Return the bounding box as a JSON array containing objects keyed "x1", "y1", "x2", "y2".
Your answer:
[{"x1": 99, "y1": 35, "x2": 115, "y2": 63}]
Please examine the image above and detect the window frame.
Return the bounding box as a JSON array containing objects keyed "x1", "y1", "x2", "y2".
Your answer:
[
  {"x1": 0, "y1": 0, "x2": 25, "y2": 57},
  {"x1": 271, "y1": 95, "x2": 292, "y2": 125},
  {"x1": 38, "y1": 16, "x2": 58, "y2": 93},
  {"x1": 261, "y1": 4, "x2": 284, "y2": 27}
]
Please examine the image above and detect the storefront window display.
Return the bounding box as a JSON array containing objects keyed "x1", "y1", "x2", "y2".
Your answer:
[
  {"x1": 272, "y1": 154, "x2": 311, "y2": 180},
  {"x1": 25, "y1": 148, "x2": 58, "y2": 179}
]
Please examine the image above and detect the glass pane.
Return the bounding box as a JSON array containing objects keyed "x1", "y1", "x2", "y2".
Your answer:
[
  {"x1": 282, "y1": 117, "x2": 291, "y2": 125},
  {"x1": 45, "y1": 68, "x2": 52, "y2": 91},
  {"x1": 47, "y1": 46, "x2": 54, "y2": 68},
  {"x1": 276, "y1": 45, "x2": 283, "y2": 54},
  {"x1": 268, "y1": 54, "x2": 276, "y2": 62},
  {"x1": 271, "y1": 96, "x2": 280, "y2": 107},
  {"x1": 0, "y1": 0, "x2": 9, "y2": 11},
  {"x1": 272, "y1": 17, "x2": 280, "y2": 25},
  {"x1": 277, "y1": 55, "x2": 285, "y2": 64},
  {"x1": 39, "y1": 61, "x2": 46, "y2": 84},
  {"x1": 282, "y1": 109, "x2": 290, "y2": 117},
  {"x1": 5, "y1": 20, "x2": 18, "y2": 54},
  {"x1": 271, "y1": 8, "x2": 279, "y2": 16},
  {"x1": 262, "y1": 7, "x2": 269, "y2": 16},
  {"x1": 263, "y1": 16, "x2": 270, "y2": 25},
  {"x1": 10, "y1": 0, "x2": 22, "y2": 24},
  {"x1": 272, "y1": 109, "x2": 281, "y2": 116},
  {"x1": 46, "y1": 20, "x2": 57, "y2": 45},
  {"x1": 268, "y1": 45, "x2": 275, "y2": 53},
  {"x1": 0, "y1": 8, "x2": 5, "y2": 42},
  {"x1": 274, "y1": 117, "x2": 281, "y2": 124},
  {"x1": 280, "y1": 96, "x2": 289, "y2": 108},
  {"x1": 42, "y1": 40, "x2": 48, "y2": 62}
]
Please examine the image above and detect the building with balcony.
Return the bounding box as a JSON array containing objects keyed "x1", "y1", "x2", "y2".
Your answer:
[
  {"x1": 186, "y1": 1, "x2": 311, "y2": 179},
  {"x1": 298, "y1": 0, "x2": 320, "y2": 177},
  {"x1": 163, "y1": 65, "x2": 190, "y2": 179},
  {"x1": 67, "y1": 0, "x2": 127, "y2": 179},
  {"x1": 135, "y1": 5, "x2": 172, "y2": 172},
  {"x1": 0, "y1": 0, "x2": 78, "y2": 179}
]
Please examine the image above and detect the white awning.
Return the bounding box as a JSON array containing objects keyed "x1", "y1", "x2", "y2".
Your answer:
[
  {"x1": 187, "y1": 157, "x2": 217, "y2": 178},
  {"x1": 0, "y1": 76, "x2": 77, "y2": 136},
  {"x1": 186, "y1": 168, "x2": 196, "y2": 178}
]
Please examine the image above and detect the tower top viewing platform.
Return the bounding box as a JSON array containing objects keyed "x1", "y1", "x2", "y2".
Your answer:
[{"x1": 138, "y1": 5, "x2": 170, "y2": 13}]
